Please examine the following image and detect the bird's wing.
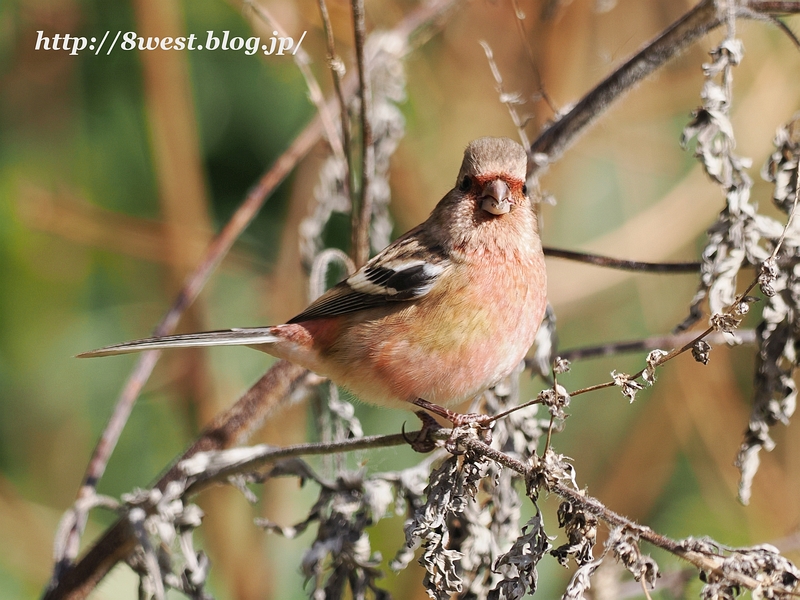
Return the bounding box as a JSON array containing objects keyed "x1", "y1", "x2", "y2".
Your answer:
[{"x1": 288, "y1": 232, "x2": 450, "y2": 323}]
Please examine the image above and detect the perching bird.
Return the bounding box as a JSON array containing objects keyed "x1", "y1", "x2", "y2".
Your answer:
[{"x1": 80, "y1": 137, "x2": 548, "y2": 425}]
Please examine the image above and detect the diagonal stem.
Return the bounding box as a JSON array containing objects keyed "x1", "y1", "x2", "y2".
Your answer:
[{"x1": 351, "y1": 0, "x2": 374, "y2": 268}]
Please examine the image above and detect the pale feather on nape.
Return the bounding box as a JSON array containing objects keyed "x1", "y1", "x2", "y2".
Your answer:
[{"x1": 77, "y1": 328, "x2": 280, "y2": 358}]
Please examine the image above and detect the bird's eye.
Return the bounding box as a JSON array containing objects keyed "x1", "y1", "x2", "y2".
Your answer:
[
  {"x1": 522, "y1": 184, "x2": 528, "y2": 195},
  {"x1": 459, "y1": 176, "x2": 472, "y2": 192}
]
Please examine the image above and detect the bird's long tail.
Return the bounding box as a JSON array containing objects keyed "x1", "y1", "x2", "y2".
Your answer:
[{"x1": 77, "y1": 328, "x2": 280, "y2": 358}]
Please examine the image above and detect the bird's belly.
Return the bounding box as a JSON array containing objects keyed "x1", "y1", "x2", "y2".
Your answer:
[{"x1": 326, "y1": 272, "x2": 546, "y2": 409}]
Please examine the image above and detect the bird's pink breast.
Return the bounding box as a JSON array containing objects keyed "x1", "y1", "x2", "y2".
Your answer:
[{"x1": 322, "y1": 253, "x2": 547, "y2": 409}]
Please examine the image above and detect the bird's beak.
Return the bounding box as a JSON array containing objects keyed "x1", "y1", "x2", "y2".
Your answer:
[{"x1": 480, "y1": 179, "x2": 512, "y2": 215}]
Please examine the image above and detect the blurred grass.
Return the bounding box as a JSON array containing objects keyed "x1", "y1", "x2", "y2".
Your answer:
[{"x1": 2, "y1": 0, "x2": 800, "y2": 598}]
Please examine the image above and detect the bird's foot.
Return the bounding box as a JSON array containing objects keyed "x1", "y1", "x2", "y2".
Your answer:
[
  {"x1": 403, "y1": 411, "x2": 442, "y2": 453},
  {"x1": 411, "y1": 398, "x2": 493, "y2": 452}
]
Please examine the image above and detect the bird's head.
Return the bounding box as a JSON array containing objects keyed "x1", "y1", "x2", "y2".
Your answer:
[{"x1": 455, "y1": 137, "x2": 529, "y2": 217}]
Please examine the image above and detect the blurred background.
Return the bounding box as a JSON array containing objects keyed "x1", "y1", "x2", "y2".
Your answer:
[{"x1": 2, "y1": 0, "x2": 800, "y2": 597}]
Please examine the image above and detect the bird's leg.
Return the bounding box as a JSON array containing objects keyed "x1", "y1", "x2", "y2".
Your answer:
[
  {"x1": 411, "y1": 398, "x2": 492, "y2": 427},
  {"x1": 411, "y1": 398, "x2": 493, "y2": 450}
]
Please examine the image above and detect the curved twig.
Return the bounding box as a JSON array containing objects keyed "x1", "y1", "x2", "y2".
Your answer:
[{"x1": 543, "y1": 246, "x2": 701, "y2": 273}]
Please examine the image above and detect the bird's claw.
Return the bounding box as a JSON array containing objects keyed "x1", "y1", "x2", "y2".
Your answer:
[{"x1": 403, "y1": 411, "x2": 442, "y2": 453}]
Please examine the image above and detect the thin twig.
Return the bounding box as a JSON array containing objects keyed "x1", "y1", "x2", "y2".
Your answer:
[
  {"x1": 765, "y1": 15, "x2": 800, "y2": 49},
  {"x1": 509, "y1": 0, "x2": 557, "y2": 114},
  {"x1": 351, "y1": 0, "x2": 374, "y2": 267},
  {"x1": 565, "y1": 278, "x2": 760, "y2": 402},
  {"x1": 45, "y1": 362, "x2": 316, "y2": 599},
  {"x1": 316, "y1": 0, "x2": 355, "y2": 201},
  {"x1": 57, "y1": 116, "x2": 326, "y2": 579},
  {"x1": 480, "y1": 40, "x2": 531, "y2": 148},
  {"x1": 770, "y1": 158, "x2": 800, "y2": 259},
  {"x1": 243, "y1": 0, "x2": 345, "y2": 163},
  {"x1": 183, "y1": 431, "x2": 417, "y2": 495},
  {"x1": 549, "y1": 329, "x2": 756, "y2": 363},
  {"x1": 543, "y1": 246, "x2": 701, "y2": 273},
  {"x1": 641, "y1": 577, "x2": 654, "y2": 600}
]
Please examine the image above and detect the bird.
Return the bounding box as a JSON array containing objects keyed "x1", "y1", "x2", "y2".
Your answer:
[{"x1": 79, "y1": 137, "x2": 548, "y2": 427}]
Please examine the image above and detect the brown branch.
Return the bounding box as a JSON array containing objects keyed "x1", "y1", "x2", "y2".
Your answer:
[
  {"x1": 59, "y1": 111, "x2": 325, "y2": 573},
  {"x1": 747, "y1": 1, "x2": 800, "y2": 12},
  {"x1": 316, "y1": 0, "x2": 355, "y2": 203},
  {"x1": 243, "y1": 0, "x2": 345, "y2": 164},
  {"x1": 551, "y1": 329, "x2": 756, "y2": 363},
  {"x1": 457, "y1": 437, "x2": 774, "y2": 593},
  {"x1": 543, "y1": 246, "x2": 701, "y2": 273},
  {"x1": 528, "y1": 0, "x2": 800, "y2": 174},
  {"x1": 49, "y1": 103, "x2": 325, "y2": 598},
  {"x1": 44, "y1": 362, "x2": 315, "y2": 600},
  {"x1": 350, "y1": 0, "x2": 374, "y2": 268},
  {"x1": 528, "y1": 0, "x2": 721, "y2": 175}
]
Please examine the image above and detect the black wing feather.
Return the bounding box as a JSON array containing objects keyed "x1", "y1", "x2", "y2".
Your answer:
[
  {"x1": 287, "y1": 234, "x2": 449, "y2": 323},
  {"x1": 287, "y1": 284, "x2": 399, "y2": 323},
  {"x1": 362, "y1": 263, "x2": 434, "y2": 299}
]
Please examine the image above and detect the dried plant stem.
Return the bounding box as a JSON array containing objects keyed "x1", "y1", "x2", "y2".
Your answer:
[
  {"x1": 480, "y1": 40, "x2": 530, "y2": 148},
  {"x1": 316, "y1": 0, "x2": 355, "y2": 199},
  {"x1": 554, "y1": 328, "x2": 756, "y2": 362},
  {"x1": 351, "y1": 0, "x2": 374, "y2": 267},
  {"x1": 509, "y1": 0, "x2": 556, "y2": 114},
  {"x1": 57, "y1": 111, "x2": 326, "y2": 574},
  {"x1": 243, "y1": 0, "x2": 345, "y2": 163},
  {"x1": 50, "y1": 107, "x2": 330, "y2": 597},
  {"x1": 45, "y1": 362, "x2": 315, "y2": 600},
  {"x1": 529, "y1": 0, "x2": 719, "y2": 173},
  {"x1": 124, "y1": 426, "x2": 792, "y2": 597},
  {"x1": 543, "y1": 246, "x2": 701, "y2": 272},
  {"x1": 456, "y1": 437, "x2": 774, "y2": 594}
]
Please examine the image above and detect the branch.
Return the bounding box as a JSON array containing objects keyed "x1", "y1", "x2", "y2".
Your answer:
[
  {"x1": 351, "y1": 0, "x2": 374, "y2": 268},
  {"x1": 55, "y1": 105, "x2": 326, "y2": 582},
  {"x1": 177, "y1": 429, "x2": 795, "y2": 597},
  {"x1": 316, "y1": 0, "x2": 354, "y2": 201},
  {"x1": 552, "y1": 329, "x2": 756, "y2": 362},
  {"x1": 181, "y1": 430, "x2": 417, "y2": 495},
  {"x1": 527, "y1": 0, "x2": 800, "y2": 176},
  {"x1": 456, "y1": 437, "x2": 789, "y2": 595},
  {"x1": 528, "y1": 0, "x2": 720, "y2": 174},
  {"x1": 543, "y1": 246, "x2": 701, "y2": 273},
  {"x1": 44, "y1": 362, "x2": 316, "y2": 600}
]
